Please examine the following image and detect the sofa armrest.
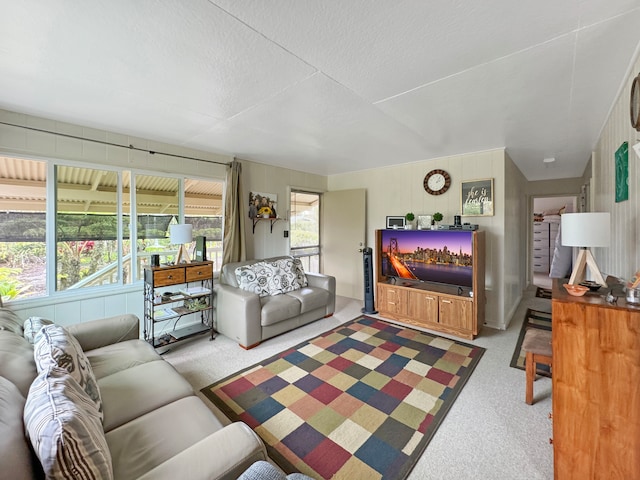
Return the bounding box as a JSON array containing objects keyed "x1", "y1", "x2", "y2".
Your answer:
[
  {"x1": 214, "y1": 284, "x2": 262, "y2": 347},
  {"x1": 137, "y1": 422, "x2": 268, "y2": 480},
  {"x1": 306, "y1": 273, "x2": 336, "y2": 315},
  {"x1": 67, "y1": 314, "x2": 140, "y2": 351},
  {"x1": 305, "y1": 272, "x2": 335, "y2": 293}
]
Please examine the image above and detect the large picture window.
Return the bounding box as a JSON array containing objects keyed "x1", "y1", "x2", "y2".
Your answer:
[{"x1": 0, "y1": 156, "x2": 223, "y2": 303}]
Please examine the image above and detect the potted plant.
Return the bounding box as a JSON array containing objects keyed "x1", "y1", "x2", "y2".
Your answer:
[
  {"x1": 405, "y1": 212, "x2": 415, "y2": 229},
  {"x1": 432, "y1": 212, "x2": 443, "y2": 230}
]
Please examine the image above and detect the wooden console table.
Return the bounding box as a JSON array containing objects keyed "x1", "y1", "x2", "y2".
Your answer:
[{"x1": 551, "y1": 278, "x2": 640, "y2": 479}]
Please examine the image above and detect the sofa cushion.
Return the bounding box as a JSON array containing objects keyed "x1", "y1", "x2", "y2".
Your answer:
[
  {"x1": 98, "y1": 359, "x2": 193, "y2": 432},
  {"x1": 0, "y1": 330, "x2": 38, "y2": 397},
  {"x1": 0, "y1": 376, "x2": 37, "y2": 480},
  {"x1": 85, "y1": 339, "x2": 161, "y2": 379},
  {"x1": 260, "y1": 294, "x2": 301, "y2": 327},
  {"x1": 24, "y1": 367, "x2": 113, "y2": 480},
  {"x1": 23, "y1": 316, "x2": 54, "y2": 344},
  {"x1": 285, "y1": 287, "x2": 331, "y2": 314},
  {"x1": 34, "y1": 324, "x2": 103, "y2": 420},
  {"x1": 0, "y1": 307, "x2": 24, "y2": 334},
  {"x1": 106, "y1": 396, "x2": 223, "y2": 479}
]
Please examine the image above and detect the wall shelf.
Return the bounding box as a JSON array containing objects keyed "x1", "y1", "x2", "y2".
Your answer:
[{"x1": 252, "y1": 217, "x2": 285, "y2": 233}]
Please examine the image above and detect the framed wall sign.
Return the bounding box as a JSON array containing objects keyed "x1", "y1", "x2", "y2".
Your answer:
[
  {"x1": 386, "y1": 216, "x2": 405, "y2": 229},
  {"x1": 615, "y1": 141, "x2": 628, "y2": 203},
  {"x1": 461, "y1": 178, "x2": 494, "y2": 216}
]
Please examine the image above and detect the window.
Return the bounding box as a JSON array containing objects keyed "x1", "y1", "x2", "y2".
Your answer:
[
  {"x1": 55, "y1": 165, "x2": 121, "y2": 291},
  {"x1": 0, "y1": 157, "x2": 47, "y2": 302},
  {"x1": 290, "y1": 190, "x2": 320, "y2": 273},
  {"x1": 0, "y1": 155, "x2": 224, "y2": 302}
]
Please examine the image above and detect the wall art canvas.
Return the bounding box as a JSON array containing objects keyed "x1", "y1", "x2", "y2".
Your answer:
[{"x1": 615, "y1": 141, "x2": 628, "y2": 203}]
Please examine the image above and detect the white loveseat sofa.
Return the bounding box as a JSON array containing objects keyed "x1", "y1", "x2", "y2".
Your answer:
[
  {"x1": 0, "y1": 308, "x2": 268, "y2": 480},
  {"x1": 215, "y1": 256, "x2": 336, "y2": 349}
]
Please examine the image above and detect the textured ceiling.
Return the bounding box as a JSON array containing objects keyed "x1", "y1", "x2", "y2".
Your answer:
[{"x1": 1, "y1": 1, "x2": 639, "y2": 180}]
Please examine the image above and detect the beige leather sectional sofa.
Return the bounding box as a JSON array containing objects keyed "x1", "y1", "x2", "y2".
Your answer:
[
  {"x1": 0, "y1": 309, "x2": 268, "y2": 480},
  {"x1": 215, "y1": 256, "x2": 336, "y2": 349}
]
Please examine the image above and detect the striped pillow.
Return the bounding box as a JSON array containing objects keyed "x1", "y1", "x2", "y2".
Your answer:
[
  {"x1": 23, "y1": 316, "x2": 54, "y2": 344},
  {"x1": 34, "y1": 325, "x2": 103, "y2": 421},
  {"x1": 24, "y1": 367, "x2": 113, "y2": 480}
]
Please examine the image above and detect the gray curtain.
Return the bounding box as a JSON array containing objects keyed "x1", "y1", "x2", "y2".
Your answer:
[{"x1": 221, "y1": 159, "x2": 246, "y2": 267}]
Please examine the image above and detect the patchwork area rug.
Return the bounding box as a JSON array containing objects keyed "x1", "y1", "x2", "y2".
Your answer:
[
  {"x1": 535, "y1": 286, "x2": 552, "y2": 299},
  {"x1": 510, "y1": 308, "x2": 552, "y2": 377},
  {"x1": 201, "y1": 316, "x2": 485, "y2": 480}
]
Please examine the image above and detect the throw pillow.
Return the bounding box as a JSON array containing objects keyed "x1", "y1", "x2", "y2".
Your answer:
[
  {"x1": 24, "y1": 367, "x2": 113, "y2": 480},
  {"x1": 267, "y1": 258, "x2": 303, "y2": 295},
  {"x1": 34, "y1": 325, "x2": 103, "y2": 420},
  {"x1": 23, "y1": 316, "x2": 54, "y2": 344},
  {"x1": 236, "y1": 262, "x2": 271, "y2": 297},
  {"x1": 291, "y1": 257, "x2": 308, "y2": 288}
]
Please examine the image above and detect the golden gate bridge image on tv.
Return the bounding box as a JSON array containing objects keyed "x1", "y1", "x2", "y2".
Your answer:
[{"x1": 381, "y1": 232, "x2": 473, "y2": 287}]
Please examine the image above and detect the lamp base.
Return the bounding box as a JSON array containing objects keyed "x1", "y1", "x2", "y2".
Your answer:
[
  {"x1": 568, "y1": 248, "x2": 606, "y2": 287},
  {"x1": 175, "y1": 244, "x2": 191, "y2": 264}
]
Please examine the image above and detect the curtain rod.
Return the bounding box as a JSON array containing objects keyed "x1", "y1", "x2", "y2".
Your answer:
[{"x1": 0, "y1": 120, "x2": 230, "y2": 167}]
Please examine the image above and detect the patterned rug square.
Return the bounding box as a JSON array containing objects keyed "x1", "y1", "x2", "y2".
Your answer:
[
  {"x1": 201, "y1": 316, "x2": 485, "y2": 480},
  {"x1": 510, "y1": 308, "x2": 552, "y2": 377}
]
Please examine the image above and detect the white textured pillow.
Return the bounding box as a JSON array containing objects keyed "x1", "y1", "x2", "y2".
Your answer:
[
  {"x1": 236, "y1": 262, "x2": 271, "y2": 297},
  {"x1": 24, "y1": 367, "x2": 113, "y2": 480},
  {"x1": 34, "y1": 325, "x2": 103, "y2": 420},
  {"x1": 23, "y1": 316, "x2": 54, "y2": 344},
  {"x1": 291, "y1": 257, "x2": 308, "y2": 288}
]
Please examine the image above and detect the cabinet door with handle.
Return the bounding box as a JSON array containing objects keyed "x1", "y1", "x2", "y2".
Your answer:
[
  {"x1": 439, "y1": 297, "x2": 473, "y2": 330},
  {"x1": 377, "y1": 284, "x2": 408, "y2": 316},
  {"x1": 408, "y1": 290, "x2": 438, "y2": 325}
]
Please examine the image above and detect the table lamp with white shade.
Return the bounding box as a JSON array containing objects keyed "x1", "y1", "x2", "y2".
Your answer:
[
  {"x1": 170, "y1": 224, "x2": 193, "y2": 264},
  {"x1": 561, "y1": 212, "x2": 610, "y2": 287}
]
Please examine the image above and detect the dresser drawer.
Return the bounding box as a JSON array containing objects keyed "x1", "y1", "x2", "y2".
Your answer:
[
  {"x1": 154, "y1": 267, "x2": 185, "y2": 286},
  {"x1": 186, "y1": 264, "x2": 212, "y2": 282}
]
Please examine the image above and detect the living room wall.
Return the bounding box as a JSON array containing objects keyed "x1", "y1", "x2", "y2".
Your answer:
[
  {"x1": 327, "y1": 148, "x2": 523, "y2": 329},
  {"x1": 239, "y1": 158, "x2": 327, "y2": 260},
  {"x1": 592, "y1": 52, "x2": 640, "y2": 281}
]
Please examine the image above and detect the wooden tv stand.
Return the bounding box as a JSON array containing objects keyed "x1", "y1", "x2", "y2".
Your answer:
[{"x1": 375, "y1": 230, "x2": 485, "y2": 340}]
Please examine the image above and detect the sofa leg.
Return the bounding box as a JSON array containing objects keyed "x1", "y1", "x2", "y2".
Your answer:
[
  {"x1": 324, "y1": 313, "x2": 334, "y2": 318},
  {"x1": 240, "y1": 341, "x2": 261, "y2": 350}
]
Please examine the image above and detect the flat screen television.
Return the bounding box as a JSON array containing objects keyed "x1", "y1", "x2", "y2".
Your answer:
[{"x1": 378, "y1": 229, "x2": 473, "y2": 288}]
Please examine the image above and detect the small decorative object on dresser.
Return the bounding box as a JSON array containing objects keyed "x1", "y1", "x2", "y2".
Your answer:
[
  {"x1": 386, "y1": 216, "x2": 405, "y2": 229},
  {"x1": 431, "y1": 212, "x2": 443, "y2": 230},
  {"x1": 404, "y1": 212, "x2": 415, "y2": 229}
]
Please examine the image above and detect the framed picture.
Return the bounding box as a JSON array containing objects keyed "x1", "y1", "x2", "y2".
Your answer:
[
  {"x1": 417, "y1": 215, "x2": 432, "y2": 229},
  {"x1": 615, "y1": 141, "x2": 628, "y2": 203},
  {"x1": 461, "y1": 178, "x2": 494, "y2": 216},
  {"x1": 248, "y1": 191, "x2": 278, "y2": 219},
  {"x1": 386, "y1": 216, "x2": 405, "y2": 229}
]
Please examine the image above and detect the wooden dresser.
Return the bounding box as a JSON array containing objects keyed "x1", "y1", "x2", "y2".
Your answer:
[{"x1": 551, "y1": 279, "x2": 640, "y2": 479}]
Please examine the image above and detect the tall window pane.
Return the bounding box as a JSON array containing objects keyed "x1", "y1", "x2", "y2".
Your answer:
[
  {"x1": 135, "y1": 174, "x2": 179, "y2": 271},
  {"x1": 290, "y1": 191, "x2": 320, "y2": 273},
  {"x1": 184, "y1": 178, "x2": 224, "y2": 271},
  {"x1": 0, "y1": 157, "x2": 47, "y2": 302},
  {"x1": 56, "y1": 166, "x2": 120, "y2": 291}
]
